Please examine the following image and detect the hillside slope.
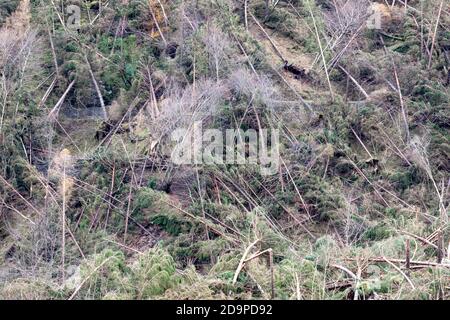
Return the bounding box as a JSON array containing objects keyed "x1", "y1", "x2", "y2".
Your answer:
[{"x1": 0, "y1": 0, "x2": 449, "y2": 300}]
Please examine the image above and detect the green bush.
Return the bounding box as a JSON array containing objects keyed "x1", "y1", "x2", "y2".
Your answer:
[{"x1": 130, "y1": 248, "x2": 180, "y2": 299}]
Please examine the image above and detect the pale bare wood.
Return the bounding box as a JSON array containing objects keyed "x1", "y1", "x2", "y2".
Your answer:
[
  {"x1": 148, "y1": 0, "x2": 167, "y2": 45},
  {"x1": 84, "y1": 54, "x2": 107, "y2": 119},
  {"x1": 351, "y1": 127, "x2": 374, "y2": 159},
  {"x1": 346, "y1": 257, "x2": 450, "y2": 268},
  {"x1": 338, "y1": 65, "x2": 369, "y2": 99},
  {"x1": 233, "y1": 239, "x2": 260, "y2": 285},
  {"x1": 249, "y1": 12, "x2": 285, "y2": 61},
  {"x1": 47, "y1": 80, "x2": 75, "y2": 119},
  {"x1": 280, "y1": 157, "x2": 312, "y2": 219},
  {"x1": 39, "y1": 76, "x2": 57, "y2": 108},
  {"x1": 383, "y1": 256, "x2": 416, "y2": 290},
  {"x1": 400, "y1": 230, "x2": 439, "y2": 249},
  {"x1": 307, "y1": 4, "x2": 334, "y2": 100}
]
